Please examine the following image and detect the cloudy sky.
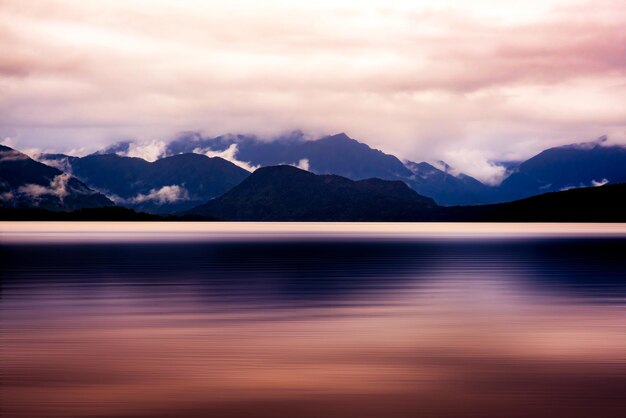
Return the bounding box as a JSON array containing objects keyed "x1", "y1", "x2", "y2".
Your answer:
[{"x1": 1, "y1": 0, "x2": 625, "y2": 181}]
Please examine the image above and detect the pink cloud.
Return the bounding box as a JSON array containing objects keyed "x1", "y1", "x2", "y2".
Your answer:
[{"x1": 0, "y1": 0, "x2": 624, "y2": 180}]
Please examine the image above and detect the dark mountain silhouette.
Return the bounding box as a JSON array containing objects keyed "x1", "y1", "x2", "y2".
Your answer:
[
  {"x1": 3, "y1": 183, "x2": 625, "y2": 222},
  {"x1": 496, "y1": 136, "x2": 626, "y2": 202},
  {"x1": 0, "y1": 145, "x2": 113, "y2": 211},
  {"x1": 0, "y1": 206, "x2": 217, "y2": 221},
  {"x1": 187, "y1": 173, "x2": 625, "y2": 222},
  {"x1": 443, "y1": 183, "x2": 626, "y2": 222},
  {"x1": 66, "y1": 153, "x2": 250, "y2": 214},
  {"x1": 186, "y1": 165, "x2": 437, "y2": 221},
  {"x1": 0, "y1": 206, "x2": 162, "y2": 221},
  {"x1": 3, "y1": 170, "x2": 623, "y2": 222}
]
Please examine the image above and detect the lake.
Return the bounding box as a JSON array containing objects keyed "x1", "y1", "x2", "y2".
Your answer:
[{"x1": 1, "y1": 222, "x2": 625, "y2": 418}]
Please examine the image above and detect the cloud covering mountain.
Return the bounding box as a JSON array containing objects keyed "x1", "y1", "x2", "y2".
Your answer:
[
  {"x1": 60, "y1": 152, "x2": 250, "y2": 213},
  {"x1": 1, "y1": 0, "x2": 624, "y2": 174},
  {"x1": 0, "y1": 145, "x2": 113, "y2": 211}
]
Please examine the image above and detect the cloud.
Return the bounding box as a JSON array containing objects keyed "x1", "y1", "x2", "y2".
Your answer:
[
  {"x1": 125, "y1": 140, "x2": 167, "y2": 162},
  {"x1": 0, "y1": 0, "x2": 624, "y2": 175},
  {"x1": 34, "y1": 155, "x2": 73, "y2": 172},
  {"x1": 0, "y1": 191, "x2": 14, "y2": 202},
  {"x1": 0, "y1": 148, "x2": 30, "y2": 161},
  {"x1": 90, "y1": 139, "x2": 167, "y2": 161},
  {"x1": 432, "y1": 161, "x2": 460, "y2": 177},
  {"x1": 564, "y1": 135, "x2": 608, "y2": 150},
  {"x1": 193, "y1": 143, "x2": 258, "y2": 172},
  {"x1": 1, "y1": 137, "x2": 44, "y2": 160},
  {"x1": 442, "y1": 149, "x2": 509, "y2": 185},
  {"x1": 17, "y1": 173, "x2": 73, "y2": 201},
  {"x1": 1, "y1": 137, "x2": 18, "y2": 148},
  {"x1": 561, "y1": 178, "x2": 610, "y2": 191},
  {"x1": 293, "y1": 159, "x2": 310, "y2": 171},
  {"x1": 113, "y1": 185, "x2": 190, "y2": 205}
]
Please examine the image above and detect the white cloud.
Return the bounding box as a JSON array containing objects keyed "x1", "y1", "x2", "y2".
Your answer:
[
  {"x1": 561, "y1": 178, "x2": 610, "y2": 191},
  {"x1": 1, "y1": 137, "x2": 18, "y2": 148},
  {"x1": 17, "y1": 173, "x2": 72, "y2": 201},
  {"x1": 193, "y1": 143, "x2": 258, "y2": 172},
  {"x1": 64, "y1": 146, "x2": 95, "y2": 157},
  {"x1": 442, "y1": 149, "x2": 509, "y2": 185},
  {"x1": 282, "y1": 158, "x2": 310, "y2": 171},
  {"x1": 432, "y1": 160, "x2": 461, "y2": 177},
  {"x1": 116, "y1": 185, "x2": 190, "y2": 205},
  {"x1": 293, "y1": 159, "x2": 310, "y2": 171},
  {"x1": 125, "y1": 139, "x2": 167, "y2": 162},
  {"x1": 0, "y1": 138, "x2": 43, "y2": 160},
  {"x1": 34, "y1": 155, "x2": 73, "y2": 172}
]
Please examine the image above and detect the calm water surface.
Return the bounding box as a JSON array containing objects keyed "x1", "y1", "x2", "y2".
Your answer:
[{"x1": 1, "y1": 223, "x2": 625, "y2": 418}]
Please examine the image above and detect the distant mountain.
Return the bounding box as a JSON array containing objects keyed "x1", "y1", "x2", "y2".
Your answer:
[
  {"x1": 165, "y1": 131, "x2": 497, "y2": 205},
  {"x1": 404, "y1": 160, "x2": 493, "y2": 205},
  {"x1": 35, "y1": 153, "x2": 78, "y2": 172},
  {"x1": 94, "y1": 140, "x2": 135, "y2": 156},
  {"x1": 496, "y1": 136, "x2": 626, "y2": 202},
  {"x1": 88, "y1": 132, "x2": 626, "y2": 206},
  {"x1": 0, "y1": 145, "x2": 113, "y2": 211},
  {"x1": 168, "y1": 131, "x2": 413, "y2": 180},
  {"x1": 187, "y1": 165, "x2": 437, "y2": 221},
  {"x1": 66, "y1": 153, "x2": 250, "y2": 214},
  {"x1": 280, "y1": 133, "x2": 413, "y2": 179}
]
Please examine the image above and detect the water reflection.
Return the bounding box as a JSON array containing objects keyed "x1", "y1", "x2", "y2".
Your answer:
[{"x1": 1, "y1": 234, "x2": 625, "y2": 418}]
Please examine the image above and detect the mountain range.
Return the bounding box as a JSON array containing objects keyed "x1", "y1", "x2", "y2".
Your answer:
[
  {"x1": 0, "y1": 145, "x2": 112, "y2": 211},
  {"x1": 40, "y1": 152, "x2": 249, "y2": 213},
  {"x1": 2, "y1": 131, "x2": 625, "y2": 219},
  {"x1": 147, "y1": 131, "x2": 626, "y2": 206},
  {"x1": 162, "y1": 131, "x2": 495, "y2": 205},
  {"x1": 185, "y1": 164, "x2": 626, "y2": 222},
  {"x1": 495, "y1": 136, "x2": 626, "y2": 202},
  {"x1": 3, "y1": 175, "x2": 623, "y2": 222}
]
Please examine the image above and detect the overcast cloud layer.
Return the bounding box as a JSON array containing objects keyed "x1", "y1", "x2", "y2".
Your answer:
[{"x1": 1, "y1": 0, "x2": 625, "y2": 182}]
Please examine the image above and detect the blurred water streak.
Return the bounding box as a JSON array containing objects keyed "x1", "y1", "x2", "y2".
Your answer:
[{"x1": 1, "y1": 223, "x2": 625, "y2": 418}]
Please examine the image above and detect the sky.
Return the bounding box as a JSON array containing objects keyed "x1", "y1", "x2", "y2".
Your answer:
[{"x1": 1, "y1": 0, "x2": 625, "y2": 182}]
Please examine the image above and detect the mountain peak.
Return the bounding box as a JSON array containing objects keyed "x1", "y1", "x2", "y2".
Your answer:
[
  {"x1": 94, "y1": 140, "x2": 134, "y2": 156},
  {"x1": 497, "y1": 135, "x2": 626, "y2": 202},
  {"x1": 434, "y1": 160, "x2": 454, "y2": 173},
  {"x1": 561, "y1": 135, "x2": 609, "y2": 151},
  {"x1": 187, "y1": 165, "x2": 436, "y2": 221},
  {"x1": 326, "y1": 132, "x2": 352, "y2": 141},
  {"x1": 66, "y1": 151, "x2": 250, "y2": 214},
  {"x1": 1, "y1": 146, "x2": 113, "y2": 211},
  {"x1": 248, "y1": 164, "x2": 316, "y2": 180}
]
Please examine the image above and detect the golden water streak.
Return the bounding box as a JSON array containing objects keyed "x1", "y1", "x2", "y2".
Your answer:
[{"x1": 2, "y1": 221, "x2": 626, "y2": 243}]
